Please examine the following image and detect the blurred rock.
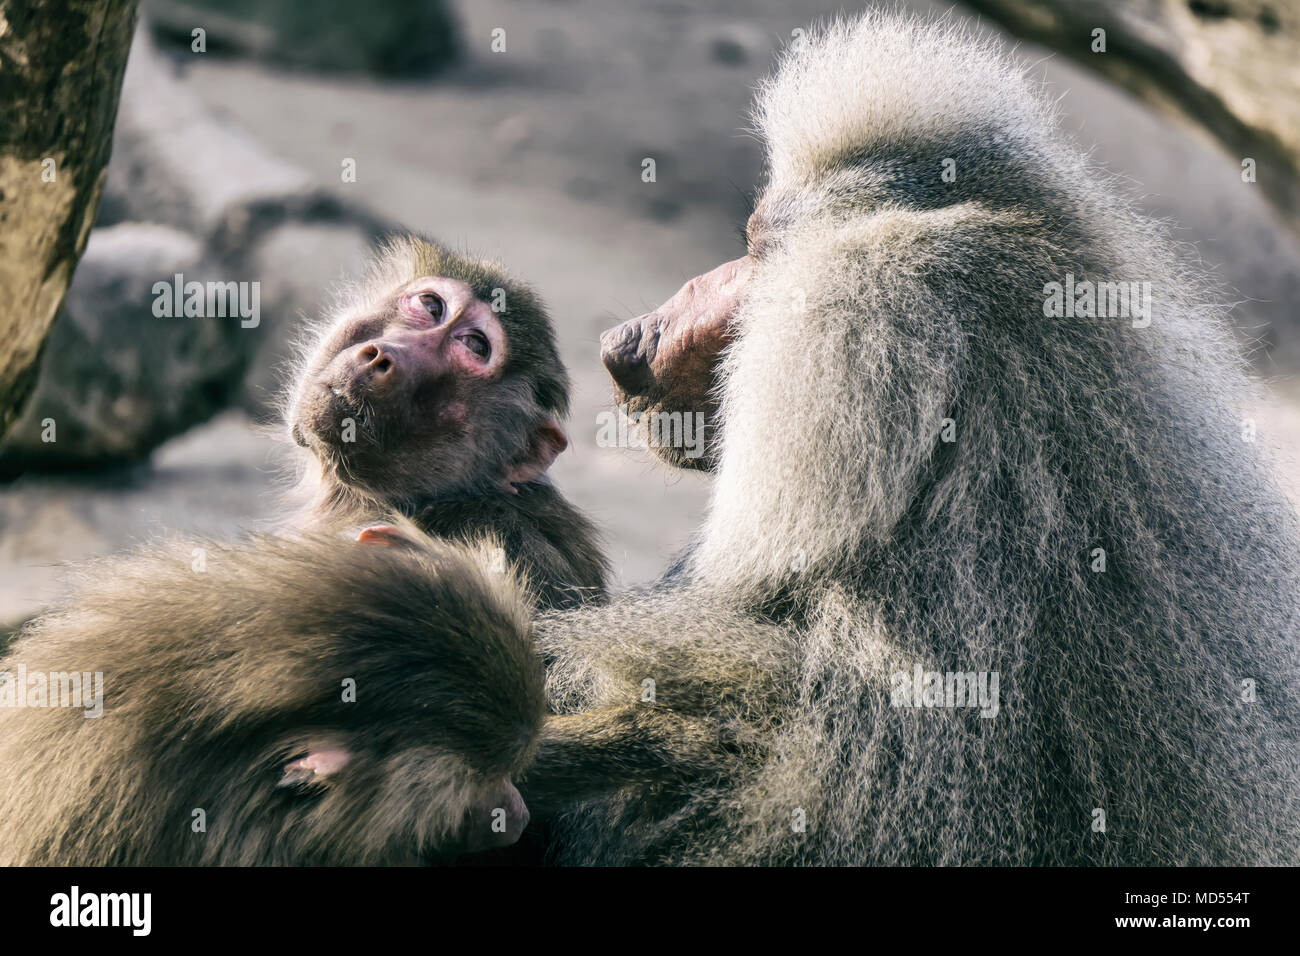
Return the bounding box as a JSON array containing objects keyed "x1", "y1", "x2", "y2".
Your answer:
[
  {"x1": 97, "y1": 27, "x2": 312, "y2": 231},
  {"x1": 644, "y1": 197, "x2": 684, "y2": 222},
  {"x1": 0, "y1": 224, "x2": 253, "y2": 475},
  {"x1": 702, "y1": 23, "x2": 771, "y2": 68},
  {"x1": 0, "y1": 27, "x2": 394, "y2": 477},
  {"x1": 964, "y1": 0, "x2": 1300, "y2": 239},
  {"x1": 235, "y1": 222, "x2": 375, "y2": 417},
  {"x1": 145, "y1": 0, "x2": 460, "y2": 77},
  {"x1": 0, "y1": 0, "x2": 138, "y2": 442},
  {"x1": 709, "y1": 37, "x2": 748, "y2": 66}
]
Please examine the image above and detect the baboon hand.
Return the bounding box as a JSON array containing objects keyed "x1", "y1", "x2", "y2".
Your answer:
[{"x1": 600, "y1": 255, "x2": 752, "y2": 469}]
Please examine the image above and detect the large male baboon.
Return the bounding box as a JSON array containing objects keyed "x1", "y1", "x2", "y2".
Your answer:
[{"x1": 525, "y1": 11, "x2": 1300, "y2": 864}]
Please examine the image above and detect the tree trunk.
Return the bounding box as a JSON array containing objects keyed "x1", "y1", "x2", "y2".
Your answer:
[
  {"x1": 963, "y1": 0, "x2": 1300, "y2": 234},
  {"x1": 0, "y1": 0, "x2": 139, "y2": 438}
]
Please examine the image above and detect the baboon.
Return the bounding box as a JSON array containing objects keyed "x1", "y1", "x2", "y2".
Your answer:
[
  {"x1": 527, "y1": 11, "x2": 1300, "y2": 864},
  {"x1": 0, "y1": 237, "x2": 603, "y2": 863},
  {"x1": 0, "y1": 530, "x2": 542, "y2": 865},
  {"x1": 287, "y1": 234, "x2": 606, "y2": 609}
]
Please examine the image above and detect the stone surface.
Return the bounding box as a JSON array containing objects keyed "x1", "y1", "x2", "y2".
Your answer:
[
  {"x1": 0, "y1": 28, "x2": 394, "y2": 476},
  {"x1": 0, "y1": 224, "x2": 254, "y2": 474},
  {"x1": 964, "y1": 0, "x2": 1300, "y2": 236},
  {"x1": 145, "y1": 0, "x2": 460, "y2": 76},
  {"x1": 0, "y1": 0, "x2": 138, "y2": 437}
]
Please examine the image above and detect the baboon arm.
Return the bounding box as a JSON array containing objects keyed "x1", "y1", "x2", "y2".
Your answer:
[{"x1": 520, "y1": 708, "x2": 728, "y2": 818}]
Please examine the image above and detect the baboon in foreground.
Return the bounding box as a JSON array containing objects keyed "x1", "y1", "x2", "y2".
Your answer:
[
  {"x1": 0, "y1": 531, "x2": 542, "y2": 864},
  {"x1": 535, "y1": 12, "x2": 1300, "y2": 864},
  {"x1": 0, "y1": 238, "x2": 604, "y2": 863}
]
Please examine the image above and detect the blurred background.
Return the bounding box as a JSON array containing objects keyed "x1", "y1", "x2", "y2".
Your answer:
[{"x1": 3, "y1": 0, "x2": 1300, "y2": 630}]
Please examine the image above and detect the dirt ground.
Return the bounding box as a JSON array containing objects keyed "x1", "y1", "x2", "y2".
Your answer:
[{"x1": 4, "y1": 0, "x2": 1300, "y2": 625}]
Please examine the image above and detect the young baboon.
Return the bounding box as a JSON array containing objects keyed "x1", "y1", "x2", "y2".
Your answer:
[
  {"x1": 287, "y1": 235, "x2": 606, "y2": 609},
  {"x1": 0, "y1": 529, "x2": 543, "y2": 865},
  {"x1": 530, "y1": 12, "x2": 1300, "y2": 864},
  {"x1": 0, "y1": 237, "x2": 603, "y2": 864}
]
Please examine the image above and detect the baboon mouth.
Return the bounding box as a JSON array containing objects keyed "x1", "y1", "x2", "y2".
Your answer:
[
  {"x1": 297, "y1": 382, "x2": 378, "y2": 455},
  {"x1": 320, "y1": 381, "x2": 364, "y2": 423},
  {"x1": 319, "y1": 379, "x2": 358, "y2": 411}
]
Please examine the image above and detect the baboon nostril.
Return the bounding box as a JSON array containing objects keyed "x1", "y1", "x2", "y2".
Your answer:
[
  {"x1": 601, "y1": 317, "x2": 658, "y2": 396},
  {"x1": 357, "y1": 344, "x2": 395, "y2": 379},
  {"x1": 602, "y1": 346, "x2": 653, "y2": 395}
]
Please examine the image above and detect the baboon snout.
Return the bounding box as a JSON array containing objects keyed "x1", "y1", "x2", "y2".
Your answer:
[
  {"x1": 600, "y1": 255, "x2": 752, "y2": 404},
  {"x1": 600, "y1": 318, "x2": 658, "y2": 395},
  {"x1": 347, "y1": 341, "x2": 399, "y2": 392}
]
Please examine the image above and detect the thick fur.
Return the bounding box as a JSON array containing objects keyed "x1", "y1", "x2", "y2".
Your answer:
[
  {"x1": 0, "y1": 530, "x2": 543, "y2": 865},
  {"x1": 532, "y1": 12, "x2": 1300, "y2": 864},
  {"x1": 413, "y1": 482, "x2": 606, "y2": 611},
  {"x1": 7, "y1": 15, "x2": 1295, "y2": 867}
]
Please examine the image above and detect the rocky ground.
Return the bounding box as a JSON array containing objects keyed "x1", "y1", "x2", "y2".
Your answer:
[{"x1": 3, "y1": 0, "x2": 1299, "y2": 626}]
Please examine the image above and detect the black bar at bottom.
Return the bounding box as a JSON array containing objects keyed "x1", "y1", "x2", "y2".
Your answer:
[{"x1": 0, "y1": 865, "x2": 1282, "y2": 942}]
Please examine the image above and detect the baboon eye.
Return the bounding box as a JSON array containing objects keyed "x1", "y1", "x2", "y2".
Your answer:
[
  {"x1": 418, "y1": 292, "x2": 446, "y2": 323},
  {"x1": 459, "y1": 331, "x2": 491, "y2": 359}
]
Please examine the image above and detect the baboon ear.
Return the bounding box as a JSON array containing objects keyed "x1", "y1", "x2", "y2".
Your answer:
[
  {"x1": 279, "y1": 745, "x2": 352, "y2": 789},
  {"x1": 504, "y1": 419, "x2": 568, "y2": 485},
  {"x1": 357, "y1": 525, "x2": 410, "y2": 548}
]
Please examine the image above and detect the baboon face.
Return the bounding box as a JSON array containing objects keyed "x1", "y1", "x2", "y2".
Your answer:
[
  {"x1": 600, "y1": 228, "x2": 761, "y2": 470},
  {"x1": 292, "y1": 274, "x2": 565, "y2": 501}
]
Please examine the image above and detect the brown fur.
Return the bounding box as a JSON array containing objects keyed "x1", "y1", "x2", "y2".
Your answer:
[{"x1": 0, "y1": 531, "x2": 542, "y2": 865}]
